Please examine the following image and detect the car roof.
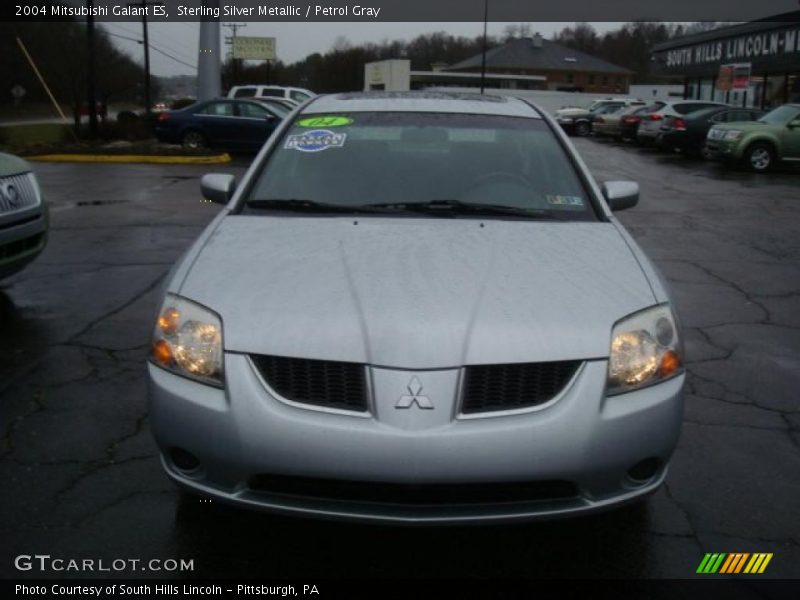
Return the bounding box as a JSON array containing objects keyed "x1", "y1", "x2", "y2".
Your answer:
[{"x1": 300, "y1": 91, "x2": 542, "y2": 118}]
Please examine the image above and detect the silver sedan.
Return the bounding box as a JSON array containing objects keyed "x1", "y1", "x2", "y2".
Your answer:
[{"x1": 148, "y1": 91, "x2": 685, "y2": 524}]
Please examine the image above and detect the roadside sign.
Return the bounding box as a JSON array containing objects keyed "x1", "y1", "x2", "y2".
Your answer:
[{"x1": 232, "y1": 36, "x2": 276, "y2": 61}]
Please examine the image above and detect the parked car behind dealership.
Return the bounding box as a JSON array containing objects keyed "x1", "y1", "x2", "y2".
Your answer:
[
  {"x1": 617, "y1": 106, "x2": 652, "y2": 142},
  {"x1": 155, "y1": 98, "x2": 284, "y2": 151},
  {"x1": 148, "y1": 91, "x2": 685, "y2": 524},
  {"x1": 593, "y1": 105, "x2": 647, "y2": 140},
  {"x1": 554, "y1": 98, "x2": 644, "y2": 137},
  {"x1": 636, "y1": 100, "x2": 727, "y2": 145},
  {"x1": 0, "y1": 153, "x2": 47, "y2": 281},
  {"x1": 657, "y1": 106, "x2": 763, "y2": 157},
  {"x1": 705, "y1": 104, "x2": 800, "y2": 172}
]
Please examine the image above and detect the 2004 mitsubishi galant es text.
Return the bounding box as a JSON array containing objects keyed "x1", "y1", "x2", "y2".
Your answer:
[{"x1": 148, "y1": 92, "x2": 685, "y2": 524}]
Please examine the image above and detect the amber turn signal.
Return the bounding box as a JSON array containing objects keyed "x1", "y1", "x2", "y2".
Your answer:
[
  {"x1": 158, "y1": 307, "x2": 180, "y2": 335},
  {"x1": 659, "y1": 350, "x2": 681, "y2": 378},
  {"x1": 153, "y1": 339, "x2": 174, "y2": 367}
]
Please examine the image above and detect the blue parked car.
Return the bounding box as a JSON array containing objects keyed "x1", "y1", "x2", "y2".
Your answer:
[{"x1": 155, "y1": 98, "x2": 285, "y2": 151}]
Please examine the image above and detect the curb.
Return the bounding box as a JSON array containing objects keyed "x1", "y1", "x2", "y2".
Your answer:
[{"x1": 26, "y1": 153, "x2": 231, "y2": 165}]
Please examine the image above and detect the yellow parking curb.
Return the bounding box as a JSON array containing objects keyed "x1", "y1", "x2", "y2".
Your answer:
[{"x1": 27, "y1": 153, "x2": 231, "y2": 164}]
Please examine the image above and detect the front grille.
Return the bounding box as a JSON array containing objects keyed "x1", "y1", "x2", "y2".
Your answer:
[
  {"x1": 251, "y1": 354, "x2": 367, "y2": 412},
  {"x1": 0, "y1": 173, "x2": 39, "y2": 215},
  {"x1": 248, "y1": 474, "x2": 579, "y2": 505},
  {"x1": 0, "y1": 232, "x2": 44, "y2": 262},
  {"x1": 462, "y1": 361, "x2": 581, "y2": 414}
]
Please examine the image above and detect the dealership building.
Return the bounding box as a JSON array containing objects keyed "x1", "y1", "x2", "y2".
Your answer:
[
  {"x1": 652, "y1": 15, "x2": 800, "y2": 109},
  {"x1": 363, "y1": 34, "x2": 632, "y2": 94}
]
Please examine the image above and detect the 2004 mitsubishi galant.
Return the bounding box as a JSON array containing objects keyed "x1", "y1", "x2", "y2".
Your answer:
[{"x1": 148, "y1": 92, "x2": 685, "y2": 524}]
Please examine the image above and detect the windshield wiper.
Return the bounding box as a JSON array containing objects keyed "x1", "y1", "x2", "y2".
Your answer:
[
  {"x1": 365, "y1": 199, "x2": 559, "y2": 219},
  {"x1": 246, "y1": 198, "x2": 402, "y2": 214}
]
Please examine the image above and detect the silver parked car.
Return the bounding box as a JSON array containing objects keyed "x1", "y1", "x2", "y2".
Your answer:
[
  {"x1": 148, "y1": 92, "x2": 685, "y2": 524},
  {"x1": 636, "y1": 100, "x2": 727, "y2": 145}
]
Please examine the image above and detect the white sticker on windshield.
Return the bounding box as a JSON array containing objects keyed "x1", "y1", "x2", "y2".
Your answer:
[
  {"x1": 546, "y1": 195, "x2": 585, "y2": 207},
  {"x1": 284, "y1": 129, "x2": 347, "y2": 152}
]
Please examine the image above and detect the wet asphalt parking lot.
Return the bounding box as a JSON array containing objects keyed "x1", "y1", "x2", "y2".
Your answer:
[{"x1": 1, "y1": 138, "x2": 799, "y2": 581}]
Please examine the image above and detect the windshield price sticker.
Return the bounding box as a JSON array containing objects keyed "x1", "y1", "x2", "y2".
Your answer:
[
  {"x1": 546, "y1": 195, "x2": 585, "y2": 207},
  {"x1": 297, "y1": 116, "x2": 353, "y2": 128},
  {"x1": 285, "y1": 129, "x2": 347, "y2": 152}
]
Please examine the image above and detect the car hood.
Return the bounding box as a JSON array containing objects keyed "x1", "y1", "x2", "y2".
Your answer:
[
  {"x1": 178, "y1": 216, "x2": 656, "y2": 369},
  {"x1": 711, "y1": 121, "x2": 773, "y2": 132},
  {"x1": 0, "y1": 153, "x2": 32, "y2": 177}
]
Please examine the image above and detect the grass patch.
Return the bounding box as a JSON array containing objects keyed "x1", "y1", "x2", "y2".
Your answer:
[{"x1": 0, "y1": 123, "x2": 72, "y2": 149}]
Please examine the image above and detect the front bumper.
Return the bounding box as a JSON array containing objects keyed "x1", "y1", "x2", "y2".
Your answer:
[
  {"x1": 148, "y1": 355, "x2": 684, "y2": 524},
  {"x1": 0, "y1": 206, "x2": 48, "y2": 280},
  {"x1": 704, "y1": 139, "x2": 740, "y2": 161}
]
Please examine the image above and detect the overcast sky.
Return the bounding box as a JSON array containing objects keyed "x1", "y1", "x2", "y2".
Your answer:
[{"x1": 101, "y1": 22, "x2": 627, "y2": 78}]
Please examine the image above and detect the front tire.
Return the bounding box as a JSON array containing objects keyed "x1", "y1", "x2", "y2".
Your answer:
[
  {"x1": 744, "y1": 143, "x2": 775, "y2": 172},
  {"x1": 575, "y1": 121, "x2": 591, "y2": 137},
  {"x1": 181, "y1": 130, "x2": 206, "y2": 150}
]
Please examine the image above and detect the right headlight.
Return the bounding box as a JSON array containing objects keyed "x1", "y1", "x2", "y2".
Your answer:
[
  {"x1": 723, "y1": 130, "x2": 744, "y2": 141},
  {"x1": 607, "y1": 304, "x2": 683, "y2": 395},
  {"x1": 150, "y1": 293, "x2": 224, "y2": 387}
]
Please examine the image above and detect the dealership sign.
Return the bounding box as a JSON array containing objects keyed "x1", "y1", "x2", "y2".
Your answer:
[
  {"x1": 232, "y1": 36, "x2": 276, "y2": 61},
  {"x1": 665, "y1": 27, "x2": 800, "y2": 69}
]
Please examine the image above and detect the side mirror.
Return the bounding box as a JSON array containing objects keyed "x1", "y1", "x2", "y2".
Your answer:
[
  {"x1": 602, "y1": 181, "x2": 639, "y2": 212},
  {"x1": 788, "y1": 120, "x2": 800, "y2": 129},
  {"x1": 265, "y1": 114, "x2": 278, "y2": 123},
  {"x1": 200, "y1": 173, "x2": 236, "y2": 205}
]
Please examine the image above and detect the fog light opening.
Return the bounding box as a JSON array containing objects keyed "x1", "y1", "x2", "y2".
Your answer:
[
  {"x1": 171, "y1": 447, "x2": 201, "y2": 473},
  {"x1": 627, "y1": 457, "x2": 660, "y2": 484}
]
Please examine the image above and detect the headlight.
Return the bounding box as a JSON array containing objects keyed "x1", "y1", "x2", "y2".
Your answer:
[
  {"x1": 607, "y1": 304, "x2": 683, "y2": 395},
  {"x1": 559, "y1": 117, "x2": 574, "y2": 123},
  {"x1": 151, "y1": 293, "x2": 224, "y2": 386},
  {"x1": 723, "y1": 130, "x2": 743, "y2": 141}
]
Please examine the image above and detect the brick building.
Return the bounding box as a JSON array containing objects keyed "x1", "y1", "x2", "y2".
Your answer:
[{"x1": 445, "y1": 34, "x2": 633, "y2": 94}]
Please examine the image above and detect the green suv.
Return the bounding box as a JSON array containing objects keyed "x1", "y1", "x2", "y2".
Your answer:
[
  {"x1": 705, "y1": 104, "x2": 800, "y2": 172},
  {"x1": 0, "y1": 153, "x2": 48, "y2": 280}
]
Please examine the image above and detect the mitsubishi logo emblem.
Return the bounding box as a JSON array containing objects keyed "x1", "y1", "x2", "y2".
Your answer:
[
  {"x1": 0, "y1": 182, "x2": 20, "y2": 211},
  {"x1": 395, "y1": 376, "x2": 434, "y2": 410}
]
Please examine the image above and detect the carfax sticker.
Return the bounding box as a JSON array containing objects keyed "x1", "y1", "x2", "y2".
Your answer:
[
  {"x1": 546, "y1": 194, "x2": 585, "y2": 207},
  {"x1": 296, "y1": 116, "x2": 353, "y2": 128},
  {"x1": 284, "y1": 129, "x2": 347, "y2": 152}
]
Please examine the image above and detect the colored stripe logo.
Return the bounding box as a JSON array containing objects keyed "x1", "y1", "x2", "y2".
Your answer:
[{"x1": 696, "y1": 553, "x2": 773, "y2": 574}]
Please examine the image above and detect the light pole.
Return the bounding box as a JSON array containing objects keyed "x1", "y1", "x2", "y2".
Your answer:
[
  {"x1": 197, "y1": 1, "x2": 222, "y2": 101},
  {"x1": 86, "y1": 0, "x2": 98, "y2": 136},
  {"x1": 128, "y1": 0, "x2": 163, "y2": 118},
  {"x1": 480, "y1": 0, "x2": 488, "y2": 94}
]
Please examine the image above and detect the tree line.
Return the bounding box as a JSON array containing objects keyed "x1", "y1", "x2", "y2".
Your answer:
[{"x1": 1, "y1": 21, "x2": 155, "y2": 125}]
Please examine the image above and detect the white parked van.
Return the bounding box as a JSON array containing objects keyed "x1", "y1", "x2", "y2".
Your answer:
[{"x1": 227, "y1": 85, "x2": 315, "y2": 104}]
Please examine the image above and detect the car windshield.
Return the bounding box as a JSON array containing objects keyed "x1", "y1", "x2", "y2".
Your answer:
[
  {"x1": 244, "y1": 111, "x2": 596, "y2": 221},
  {"x1": 758, "y1": 105, "x2": 800, "y2": 124}
]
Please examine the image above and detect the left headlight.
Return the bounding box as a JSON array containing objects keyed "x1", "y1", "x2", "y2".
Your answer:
[
  {"x1": 607, "y1": 304, "x2": 683, "y2": 396},
  {"x1": 150, "y1": 293, "x2": 224, "y2": 386},
  {"x1": 723, "y1": 130, "x2": 743, "y2": 141}
]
